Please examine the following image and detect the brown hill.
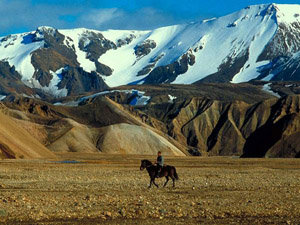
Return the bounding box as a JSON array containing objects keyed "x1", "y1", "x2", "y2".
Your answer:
[
  {"x1": 1, "y1": 95, "x2": 186, "y2": 158},
  {"x1": 52, "y1": 89, "x2": 300, "y2": 157},
  {"x1": 0, "y1": 103, "x2": 56, "y2": 159},
  {"x1": 97, "y1": 123, "x2": 184, "y2": 155},
  {"x1": 134, "y1": 94, "x2": 300, "y2": 157},
  {"x1": 1, "y1": 83, "x2": 300, "y2": 158}
]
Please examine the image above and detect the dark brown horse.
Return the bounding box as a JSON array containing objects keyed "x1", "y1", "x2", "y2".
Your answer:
[{"x1": 140, "y1": 159, "x2": 179, "y2": 188}]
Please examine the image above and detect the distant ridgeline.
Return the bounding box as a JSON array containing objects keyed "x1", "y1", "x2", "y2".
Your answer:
[{"x1": 1, "y1": 4, "x2": 300, "y2": 98}]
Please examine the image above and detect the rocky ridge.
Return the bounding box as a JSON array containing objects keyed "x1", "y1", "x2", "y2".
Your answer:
[
  {"x1": 1, "y1": 4, "x2": 300, "y2": 98},
  {"x1": 0, "y1": 82, "x2": 299, "y2": 159}
]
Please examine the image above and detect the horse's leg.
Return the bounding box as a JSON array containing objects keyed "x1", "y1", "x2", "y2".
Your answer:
[
  {"x1": 149, "y1": 178, "x2": 153, "y2": 188},
  {"x1": 171, "y1": 177, "x2": 175, "y2": 188},
  {"x1": 163, "y1": 176, "x2": 169, "y2": 187},
  {"x1": 153, "y1": 178, "x2": 159, "y2": 188}
]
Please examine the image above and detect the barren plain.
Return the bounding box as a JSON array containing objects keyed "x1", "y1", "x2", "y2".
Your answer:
[{"x1": 0, "y1": 154, "x2": 300, "y2": 224}]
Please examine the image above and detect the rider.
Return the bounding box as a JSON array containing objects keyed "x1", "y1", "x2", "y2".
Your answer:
[{"x1": 156, "y1": 151, "x2": 164, "y2": 178}]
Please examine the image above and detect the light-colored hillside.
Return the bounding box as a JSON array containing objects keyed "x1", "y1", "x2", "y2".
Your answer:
[{"x1": 0, "y1": 105, "x2": 56, "y2": 159}]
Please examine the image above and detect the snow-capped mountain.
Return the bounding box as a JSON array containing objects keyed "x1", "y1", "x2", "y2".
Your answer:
[{"x1": 1, "y1": 3, "x2": 300, "y2": 97}]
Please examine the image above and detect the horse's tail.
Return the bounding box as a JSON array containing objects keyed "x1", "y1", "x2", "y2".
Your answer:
[{"x1": 173, "y1": 166, "x2": 179, "y2": 180}]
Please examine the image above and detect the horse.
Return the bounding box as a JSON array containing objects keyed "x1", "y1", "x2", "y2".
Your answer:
[{"x1": 140, "y1": 159, "x2": 179, "y2": 188}]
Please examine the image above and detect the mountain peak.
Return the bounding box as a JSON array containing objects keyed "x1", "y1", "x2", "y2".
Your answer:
[
  {"x1": 1, "y1": 4, "x2": 300, "y2": 98},
  {"x1": 36, "y1": 26, "x2": 56, "y2": 32},
  {"x1": 240, "y1": 3, "x2": 300, "y2": 21},
  {"x1": 243, "y1": 3, "x2": 300, "y2": 24},
  {"x1": 35, "y1": 26, "x2": 57, "y2": 37},
  {"x1": 272, "y1": 4, "x2": 300, "y2": 23},
  {"x1": 31, "y1": 26, "x2": 60, "y2": 43}
]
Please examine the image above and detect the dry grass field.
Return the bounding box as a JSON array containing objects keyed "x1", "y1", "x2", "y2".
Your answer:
[{"x1": 0, "y1": 154, "x2": 300, "y2": 224}]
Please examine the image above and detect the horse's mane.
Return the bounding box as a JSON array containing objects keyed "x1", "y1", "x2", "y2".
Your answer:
[{"x1": 142, "y1": 159, "x2": 153, "y2": 165}]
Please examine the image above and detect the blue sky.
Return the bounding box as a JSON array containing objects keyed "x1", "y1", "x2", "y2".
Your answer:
[{"x1": 0, "y1": 0, "x2": 298, "y2": 36}]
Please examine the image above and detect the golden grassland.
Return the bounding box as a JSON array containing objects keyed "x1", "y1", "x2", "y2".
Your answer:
[{"x1": 0, "y1": 154, "x2": 299, "y2": 224}]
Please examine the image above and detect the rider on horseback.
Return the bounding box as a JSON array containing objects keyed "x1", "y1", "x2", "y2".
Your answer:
[{"x1": 156, "y1": 151, "x2": 164, "y2": 178}]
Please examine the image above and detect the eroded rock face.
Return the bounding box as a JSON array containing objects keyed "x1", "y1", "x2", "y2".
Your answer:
[
  {"x1": 144, "y1": 51, "x2": 196, "y2": 84},
  {"x1": 258, "y1": 22, "x2": 300, "y2": 61},
  {"x1": 57, "y1": 67, "x2": 109, "y2": 96},
  {"x1": 31, "y1": 27, "x2": 79, "y2": 86},
  {"x1": 116, "y1": 34, "x2": 136, "y2": 47},
  {"x1": 31, "y1": 48, "x2": 77, "y2": 87},
  {"x1": 160, "y1": 98, "x2": 248, "y2": 156},
  {"x1": 242, "y1": 95, "x2": 300, "y2": 157},
  {"x1": 135, "y1": 91, "x2": 300, "y2": 157},
  {"x1": 134, "y1": 39, "x2": 156, "y2": 59},
  {"x1": 29, "y1": 27, "x2": 110, "y2": 96},
  {"x1": 136, "y1": 53, "x2": 165, "y2": 77},
  {"x1": 0, "y1": 61, "x2": 43, "y2": 97},
  {"x1": 1, "y1": 95, "x2": 186, "y2": 157},
  {"x1": 3, "y1": 95, "x2": 59, "y2": 118},
  {"x1": 256, "y1": 22, "x2": 300, "y2": 81},
  {"x1": 41, "y1": 83, "x2": 299, "y2": 157},
  {"x1": 78, "y1": 31, "x2": 116, "y2": 76},
  {"x1": 198, "y1": 51, "x2": 249, "y2": 83},
  {"x1": 2, "y1": 82, "x2": 300, "y2": 158}
]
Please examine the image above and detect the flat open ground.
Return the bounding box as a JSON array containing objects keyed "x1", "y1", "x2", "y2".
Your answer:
[{"x1": 0, "y1": 154, "x2": 300, "y2": 224}]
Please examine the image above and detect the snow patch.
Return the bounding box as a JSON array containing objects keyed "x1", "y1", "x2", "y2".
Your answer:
[
  {"x1": 168, "y1": 94, "x2": 177, "y2": 103},
  {"x1": 275, "y1": 4, "x2": 300, "y2": 24},
  {"x1": 262, "y1": 83, "x2": 280, "y2": 98},
  {"x1": 99, "y1": 32, "x2": 151, "y2": 86},
  {"x1": 129, "y1": 90, "x2": 151, "y2": 106},
  {"x1": 1, "y1": 3, "x2": 300, "y2": 92},
  {"x1": 101, "y1": 30, "x2": 148, "y2": 44},
  {"x1": 27, "y1": 67, "x2": 68, "y2": 98},
  {"x1": 35, "y1": 26, "x2": 56, "y2": 39},
  {"x1": 59, "y1": 29, "x2": 97, "y2": 73},
  {"x1": 56, "y1": 89, "x2": 151, "y2": 106},
  {"x1": 47, "y1": 68, "x2": 68, "y2": 97},
  {"x1": 0, "y1": 32, "x2": 44, "y2": 82},
  {"x1": 174, "y1": 4, "x2": 278, "y2": 84},
  {"x1": 285, "y1": 84, "x2": 294, "y2": 87},
  {"x1": 202, "y1": 18, "x2": 217, "y2": 23},
  {"x1": 228, "y1": 21, "x2": 238, "y2": 27},
  {"x1": 262, "y1": 73, "x2": 275, "y2": 81}
]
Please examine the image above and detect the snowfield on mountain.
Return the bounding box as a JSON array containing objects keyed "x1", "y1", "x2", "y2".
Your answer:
[{"x1": 1, "y1": 4, "x2": 300, "y2": 97}]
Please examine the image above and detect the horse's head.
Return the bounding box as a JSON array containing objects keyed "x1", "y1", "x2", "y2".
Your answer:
[{"x1": 140, "y1": 159, "x2": 152, "y2": 170}]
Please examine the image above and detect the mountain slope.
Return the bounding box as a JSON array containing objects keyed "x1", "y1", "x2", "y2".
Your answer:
[
  {"x1": 1, "y1": 4, "x2": 300, "y2": 98},
  {"x1": 49, "y1": 83, "x2": 300, "y2": 157},
  {"x1": 0, "y1": 82, "x2": 299, "y2": 158},
  {"x1": 100, "y1": 4, "x2": 278, "y2": 86},
  {"x1": 2, "y1": 95, "x2": 186, "y2": 157},
  {"x1": 114, "y1": 88, "x2": 300, "y2": 157},
  {"x1": 99, "y1": 3, "x2": 300, "y2": 85},
  {"x1": 0, "y1": 103, "x2": 56, "y2": 159}
]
